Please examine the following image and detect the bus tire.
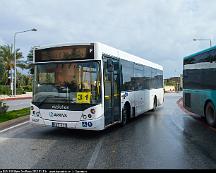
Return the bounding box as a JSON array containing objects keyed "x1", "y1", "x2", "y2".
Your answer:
[
  {"x1": 120, "y1": 105, "x2": 128, "y2": 126},
  {"x1": 152, "y1": 96, "x2": 157, "y2": 112},
  {"x1": 205, "y1": 102, "x2": 216, "y2": 127}
]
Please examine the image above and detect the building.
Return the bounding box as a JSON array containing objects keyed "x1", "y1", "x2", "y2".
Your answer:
[
  {"x1": 164, "y1": 75, "x2": 183, "y2": 91},
  {"x1": 164, "y1": 85, "x2": 175, "y2": 92}
]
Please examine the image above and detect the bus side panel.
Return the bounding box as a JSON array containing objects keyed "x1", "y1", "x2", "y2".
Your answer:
[
  {"x1": 184, "y1": 89, "x2": 216, "y2": 117},
  {"x1": 121, "y1": 89, "x2": 164, "y2": 118},
  {"x1": 191, "y1": 90, "x2": 204, "y2": 116},
  {"x1": 135, "y1": 88, "x2": 164, "y2": 116},
  {"x1": 183, "y1": 89, "x2": 202, "y2": 115}
]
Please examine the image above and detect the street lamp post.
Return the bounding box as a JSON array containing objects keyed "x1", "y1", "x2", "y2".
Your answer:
[
  {"x1": 193, "y1": 38, "x2": 212, "y2": 48},
  {"x1": 13, "y1": 28, "x2": 37, "y2": 96}
]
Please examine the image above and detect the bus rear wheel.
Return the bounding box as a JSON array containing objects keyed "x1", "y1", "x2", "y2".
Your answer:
[
  {"x1": 120, "y1": 106, "x2": 128, "y2": 126},
  {"x1": 152, "y1": 97, "x2": 157, "y2": 112},
  {"x1": 205, "y1": 102, "x2": 216, "y2": 127}
]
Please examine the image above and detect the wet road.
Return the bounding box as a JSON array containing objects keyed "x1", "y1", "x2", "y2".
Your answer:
[
  {"x1": 2, "y1": 99, "x2": 31, "y2": 111},
  {"x1": 1, "y1": 93, "x2": 216, "y2": 169}
]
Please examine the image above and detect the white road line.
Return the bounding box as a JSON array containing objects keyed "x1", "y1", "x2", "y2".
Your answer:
[
  {"x1": 0, "y1": 137, "x2": 10, "y2": 143},
  {"x1": 87, "y1": 139, "x2": 103, "y2": 169},
  {"x1": 0, "y1": 121, "x2": 29, "y2": 134}
]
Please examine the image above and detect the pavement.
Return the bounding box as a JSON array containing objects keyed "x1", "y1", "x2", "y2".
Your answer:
[
  {"x1": 3, "y1": 99, "x2": 32, "y2": 112},
  {"x1": 0, "y1": 92, "x2": 32, "y2": 130},
  {"x1": 0, "y1": 92, "x2": 32, "y2": 101},
  {"x1": 1, "y1": 93, "x2": 216, "y2": 169},
  {"x1": 0, "y1": 115, "x2": 29, "y2": 131}
]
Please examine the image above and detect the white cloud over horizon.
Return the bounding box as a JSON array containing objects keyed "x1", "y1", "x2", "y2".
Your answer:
[
  {"x1": 0, "y1": 0, "x2": 216, "y2": 78},
  {"x1": 0, "y1": 38, "x2": 4, "y2": 45}
]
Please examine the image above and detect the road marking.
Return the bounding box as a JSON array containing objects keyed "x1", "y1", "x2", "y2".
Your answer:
[
  {"x1": 177, "y1": 98, "x2": 216, "y2": 133},
  {"x1": 0, "y1": 137, "x2": 10, "y2": 143},
  {"x1": 170, "y1": 114, "x2": 184, "y2": 132},
  {"x1": 0, "y1": 121, "x2": 29, "y2": 134},
  {"x1": 87, "y1": 138, "x2": 103, "y2": 169}
]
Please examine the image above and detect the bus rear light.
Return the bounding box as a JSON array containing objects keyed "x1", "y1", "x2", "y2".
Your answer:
[{"x1": 90, "y1": 109, "x2": 96, "y2": 114}]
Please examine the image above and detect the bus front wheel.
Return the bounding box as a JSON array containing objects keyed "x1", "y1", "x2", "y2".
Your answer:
[{"x1": 205, "y1": 102, "x2": 216, "y2": 127}]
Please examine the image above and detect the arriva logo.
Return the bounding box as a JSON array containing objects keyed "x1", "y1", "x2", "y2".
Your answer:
[
  {"x1": 49, "y1": 112, "x2": 54, "y2": 117},
  {"x1": 49, "y1": 112, "x2": 67, "y2": 118}
]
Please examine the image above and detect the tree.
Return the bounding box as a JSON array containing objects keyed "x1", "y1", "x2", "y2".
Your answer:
[
  {"x1": 25, "y1": 47, "x2": 36, "y2": 76},
  {"x1": 0, "y1": 60, "x2": 5, "y2": 85},
  {"x1": 27, "y1": 48, "x2": 33, "y2": 62},
  {"x1": 0, "y1": 44, "x2": 25, "y2": 85}
]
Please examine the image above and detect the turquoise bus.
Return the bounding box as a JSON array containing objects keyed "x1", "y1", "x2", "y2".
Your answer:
[{"x1": 183, "y1": 46, "x2": 216, "y2": 127}]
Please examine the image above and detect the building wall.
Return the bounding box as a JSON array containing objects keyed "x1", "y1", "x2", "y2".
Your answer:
[{"x1": 164, "y1": 86, "x2": 175, "y2": 92}]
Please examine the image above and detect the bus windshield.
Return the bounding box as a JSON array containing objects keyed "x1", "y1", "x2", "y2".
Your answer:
[{"x1": 33, "y1": 61, "x2": 101, "y2": 105}]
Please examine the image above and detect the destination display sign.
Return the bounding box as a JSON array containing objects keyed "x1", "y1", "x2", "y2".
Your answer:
[{"x1": 35, "y1": 45, "x2": 94, "y2": 62}]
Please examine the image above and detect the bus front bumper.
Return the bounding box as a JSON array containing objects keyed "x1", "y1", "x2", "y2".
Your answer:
[{"x1": 30, "y1": 116, "x2": 105, "y2": 131}]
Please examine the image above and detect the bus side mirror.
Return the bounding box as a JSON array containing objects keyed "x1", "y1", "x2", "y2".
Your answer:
[{"x1": 107, "y1": 59, "x2": 114, "y2": 72}]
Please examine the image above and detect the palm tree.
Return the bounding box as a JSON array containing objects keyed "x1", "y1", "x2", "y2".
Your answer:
[{"x1": 0, "y1": 44, "x2": 25, "y2": 85}]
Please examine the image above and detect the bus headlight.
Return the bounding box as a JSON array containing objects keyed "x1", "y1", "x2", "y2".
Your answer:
[
  {"x1": 90, "y1": 109, "x2": 96, "y2": 114},
  {"x1": 36, "y1": 112, "x2": 40, "y2": 117},
  {"x1": 82, "y1": 114, "x2": 87, "y2": 119}
]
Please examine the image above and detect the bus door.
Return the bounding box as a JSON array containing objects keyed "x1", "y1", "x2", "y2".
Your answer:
[{"x1": 103, "y1": 57, "x2": 121, "y2": 126}]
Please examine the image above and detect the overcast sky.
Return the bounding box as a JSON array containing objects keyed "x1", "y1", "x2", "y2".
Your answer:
[{"x1": 0, "y1": 0, "x2": 215, "y2": 78}]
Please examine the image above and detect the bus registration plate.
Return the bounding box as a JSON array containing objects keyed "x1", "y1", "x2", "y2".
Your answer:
[{"x1": 52, "y1": 122, "x2": 67, "y2": 128}]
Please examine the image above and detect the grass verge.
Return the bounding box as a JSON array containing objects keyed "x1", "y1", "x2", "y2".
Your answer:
[{"x1": 0, "y1": 107, "x2": 30, "y2": 123}]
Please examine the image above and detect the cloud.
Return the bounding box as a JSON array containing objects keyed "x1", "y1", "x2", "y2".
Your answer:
[
  {"x1": 0, "y1": 0, "x2": 216, "y2": 77},
  {"x1": 0, "y1": 38, "x2": 4, "y2": 45}
]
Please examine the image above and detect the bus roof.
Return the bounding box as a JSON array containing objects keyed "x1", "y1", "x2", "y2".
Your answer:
[
  {"x1": 34, "y1": 42, "x2": 163, "y2": 70},
  {"x1": 95, "y1": 42, "x2": 163, "y2": 70},
  {"x1": 184, "y1": 45, "x2": 216, "y2": 60}
]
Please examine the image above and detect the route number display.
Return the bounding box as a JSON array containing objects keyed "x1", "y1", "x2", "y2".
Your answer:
[{"x1": 76, "y1": 92, "x2": 91, "y2": 104}]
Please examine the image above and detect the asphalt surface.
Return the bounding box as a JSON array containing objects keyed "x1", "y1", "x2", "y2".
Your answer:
[
  {"x1": 2, "y1": 99, "x2": 31, "y2": 111},
  {"x1": 1, "y1": 93, "x2": 216, "y2": 169}
]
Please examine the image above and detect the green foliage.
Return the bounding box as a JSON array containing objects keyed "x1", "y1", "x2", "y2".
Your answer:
[
  {"x1": 22, "y1": 85, "x2": 32, "y2": 92},
  {"x1": 0, "y1": 63, "x2": 5, "y2": 84},
  {"x1": 0, "y1": 85, "x2": 11, "y2": 95},
  {"x1": 17, "y1": 71, "x2": 32, "y2": 88},
  {"x1": 0, "y1": 85, "x2": 31, "y2": 95},
  {"x1": 164, "y1": 80, "x2": 176, "y2": 86},
  {"x1": 16, "y1": 87, "x2": 25, "y2": 95},
  {"x1": 27, "y1": 48, "x2": 33, "y2": 62},
  {"x1": 0, "y1": 107, "x2": 30, "y2": 122},
  {"x1": 0, "y1": 44, "x2": 25, "y2": 85}
]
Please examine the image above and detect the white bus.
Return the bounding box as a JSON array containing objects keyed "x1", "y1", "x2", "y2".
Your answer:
[{"x1": 30, "y1": 42, "x2": 164, "y2": 130}]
